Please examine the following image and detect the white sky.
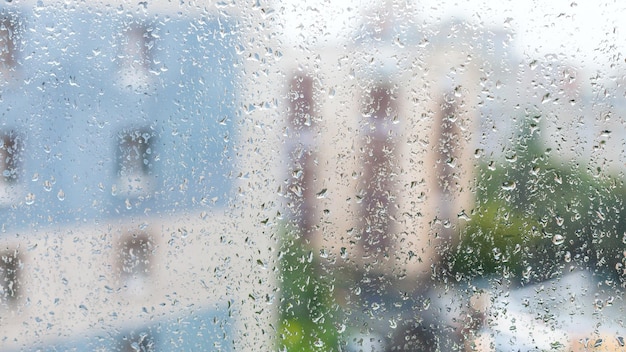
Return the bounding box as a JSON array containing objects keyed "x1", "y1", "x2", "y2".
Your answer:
[{"x1": 278, "y1": 0, "x2": 625, "y2": 71}]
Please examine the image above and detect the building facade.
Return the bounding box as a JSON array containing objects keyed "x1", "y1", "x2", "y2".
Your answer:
[{"x1": 0, "y1": 4, "x2": 274, "y2": 351}]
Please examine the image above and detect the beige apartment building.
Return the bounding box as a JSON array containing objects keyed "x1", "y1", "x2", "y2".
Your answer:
[{"x1": 272, "y1": 19, "x2": 482, "y2": 286}]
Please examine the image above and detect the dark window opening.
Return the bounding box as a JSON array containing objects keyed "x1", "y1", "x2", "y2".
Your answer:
[
  {"x1": 118, "y1": 232, "x2": 153, "y2": 286},
  {"x1": 121, "y1": 25, "x2": 153, "y2": 70},
  {"x1": 117, "y1": 128, "x2": 154, "y2": 177},
  {"x1": 0, "y1": 131, "x2": 21, "y2": 184},
  {"x1": 286, "y1": 74, "x2": 317, "y2": 238},
  {"x1": 0, "y1": 14, "x2": 19, "y2": 72},
  {"x1": 0, "y1": 248, "x2": 20, "y2": 304},
  {"x1": 359, "y1": 84, "x2": 398, "y2": 257},
  {"x1": 436, "y1": 93, "x2": 462, "y2": 197},
  {"x1": 119, "y1": 329, "x2": 156, "y2": 352},
  {"x1": 116, "y1": 127, "x2": 155, "y2": 197}
]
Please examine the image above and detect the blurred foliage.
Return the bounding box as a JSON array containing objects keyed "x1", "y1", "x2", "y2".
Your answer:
[
  {"x1": 277, "y1": 226, "x2": 340, "y2": 351},
  {"x1": 451, "y1": 115, "x2": 626, "y2": 285},
  {"x1": 276, "y1": 114, "x2": 626, "y2": 351}
]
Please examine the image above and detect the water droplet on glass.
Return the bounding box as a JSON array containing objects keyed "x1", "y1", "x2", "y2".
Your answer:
[
  {"x1": 457, "y1": 210, "x2": 470, "y2": 221},
  {"x1": 492, "y1": 247, "x2": 502, "y2": 261},
  {"x1": 501, "y1": 181, "x2": 516, "y2": 190},
  {"x1": 505, "y1": 153, "x2": 517, "y2": 162},
  {"x1": 555, "y1": 216, "x2": 564, "y2": 227},
  {"x1": 522, "y1": 266, "x2": 532, "y2": 280},
  {"x1": 552, "y1": 234, "x2": 564, "y2": 245},
  {"x1": 316, "y1": 188, "x2": 328, "y2": 199},
  {"x1": 616, "y1": 336, "x2": 624, "y2": 347},
  {"x1": 57, "y1": 189, "x2": 65, "y2": 201},
  {"x1": 474, "y1": 148, "x2": 484, "y2": 158},
  {"x1": 43, "y1": 180, "x2": 52, "y2": 192},
  {"x1": 340, "y1": 247, "x2": 347, "y2": 259},
  {"x1": 564, "y1": 251, "x2": 571, "y2": 262},
  {"x1": 25, "y1": 193, "x2": 35, "y2": 205}
]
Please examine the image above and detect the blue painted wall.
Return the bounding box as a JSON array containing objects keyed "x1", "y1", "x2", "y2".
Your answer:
[{"x1": 0, "y1": 7, "x2": 237, "y2": 228}]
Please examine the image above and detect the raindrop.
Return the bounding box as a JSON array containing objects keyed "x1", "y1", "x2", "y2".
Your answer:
[
  {"x1": 457, "y1": 210, "x2": 470, "y2": 221},
  {"x1": 555, "y1": 216, "x2": 564, "y2": 227},
  {"x1": 340, "y1": 247, "x2": 347, "y2": 259},
  {"x1": 522, "y1": 266, "x2": 532, "y2": 280},
  {"x1": 57, "y1": 189, "x2": 65, "y2": 201},
  {"x1": 505, "y1": 153, "x2": 517, "y2": 162},
  {"x1": 315, "y1": 188, "x2": 328, "y2": 199},
  {"x1": 616, "y1": 336, "x2": 624, "y2": 347},
  {"x1": 492, "y1": 247, "x2": 502, "y2": 261},
  {"x1": 43, "y1": 180, "x2": 52, "y2": 192},
  {"x1": 501, "y1": 181, "x2": 516, "y2": 190},
  {"x1": 552, "y1": 234, "x2": 564, "y2": 245},
  {"x1": 25, "y1": 193, "x2": 35, "y2": 205}
]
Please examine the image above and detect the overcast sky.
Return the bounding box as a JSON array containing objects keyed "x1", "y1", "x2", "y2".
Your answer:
[{"x1": 277, "y1": 0, "x2": 625, "y2": 72}]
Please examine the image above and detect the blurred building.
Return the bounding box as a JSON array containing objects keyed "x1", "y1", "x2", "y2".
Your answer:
[
  {"x1": 279, "y1": 11, "x2": 481, "y2": 287},
  {"x1": 271, "y1": 4, "x2": 484, "y2": 350},
  {"x1": 0, "y1": 3, "x2": 273, "y2": 351}
]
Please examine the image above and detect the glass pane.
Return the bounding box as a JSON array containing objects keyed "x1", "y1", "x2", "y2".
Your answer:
[{"x1": 1, "y1": 1, "x2": 624, "y2": 351}]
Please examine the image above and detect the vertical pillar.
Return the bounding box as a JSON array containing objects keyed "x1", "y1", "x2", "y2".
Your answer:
[
  {"x1": 359, "y1": 84, "x2": 398, "y2": 262},
  {"x1": 286, "y1": 74, "x2": 316, "y2": 239}
]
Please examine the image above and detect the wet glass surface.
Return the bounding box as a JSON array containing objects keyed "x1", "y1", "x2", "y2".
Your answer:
[{"x1": 1, "y1": 1, "x2": 625, "y2": 351}]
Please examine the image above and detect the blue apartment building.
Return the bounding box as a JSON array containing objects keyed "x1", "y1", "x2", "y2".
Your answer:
[{"x1": 0, "y1": 4, "x2": 239, "y2": 351}]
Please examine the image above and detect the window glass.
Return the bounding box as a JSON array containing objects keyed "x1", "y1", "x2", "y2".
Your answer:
[{"x1": 0, "y1": 1, "x2": 624, "y2": 351}]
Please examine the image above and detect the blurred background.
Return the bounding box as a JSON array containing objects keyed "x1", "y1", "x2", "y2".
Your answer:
[{"x1": 0, "y1": 0, "x2": 625, "y2": 351}]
